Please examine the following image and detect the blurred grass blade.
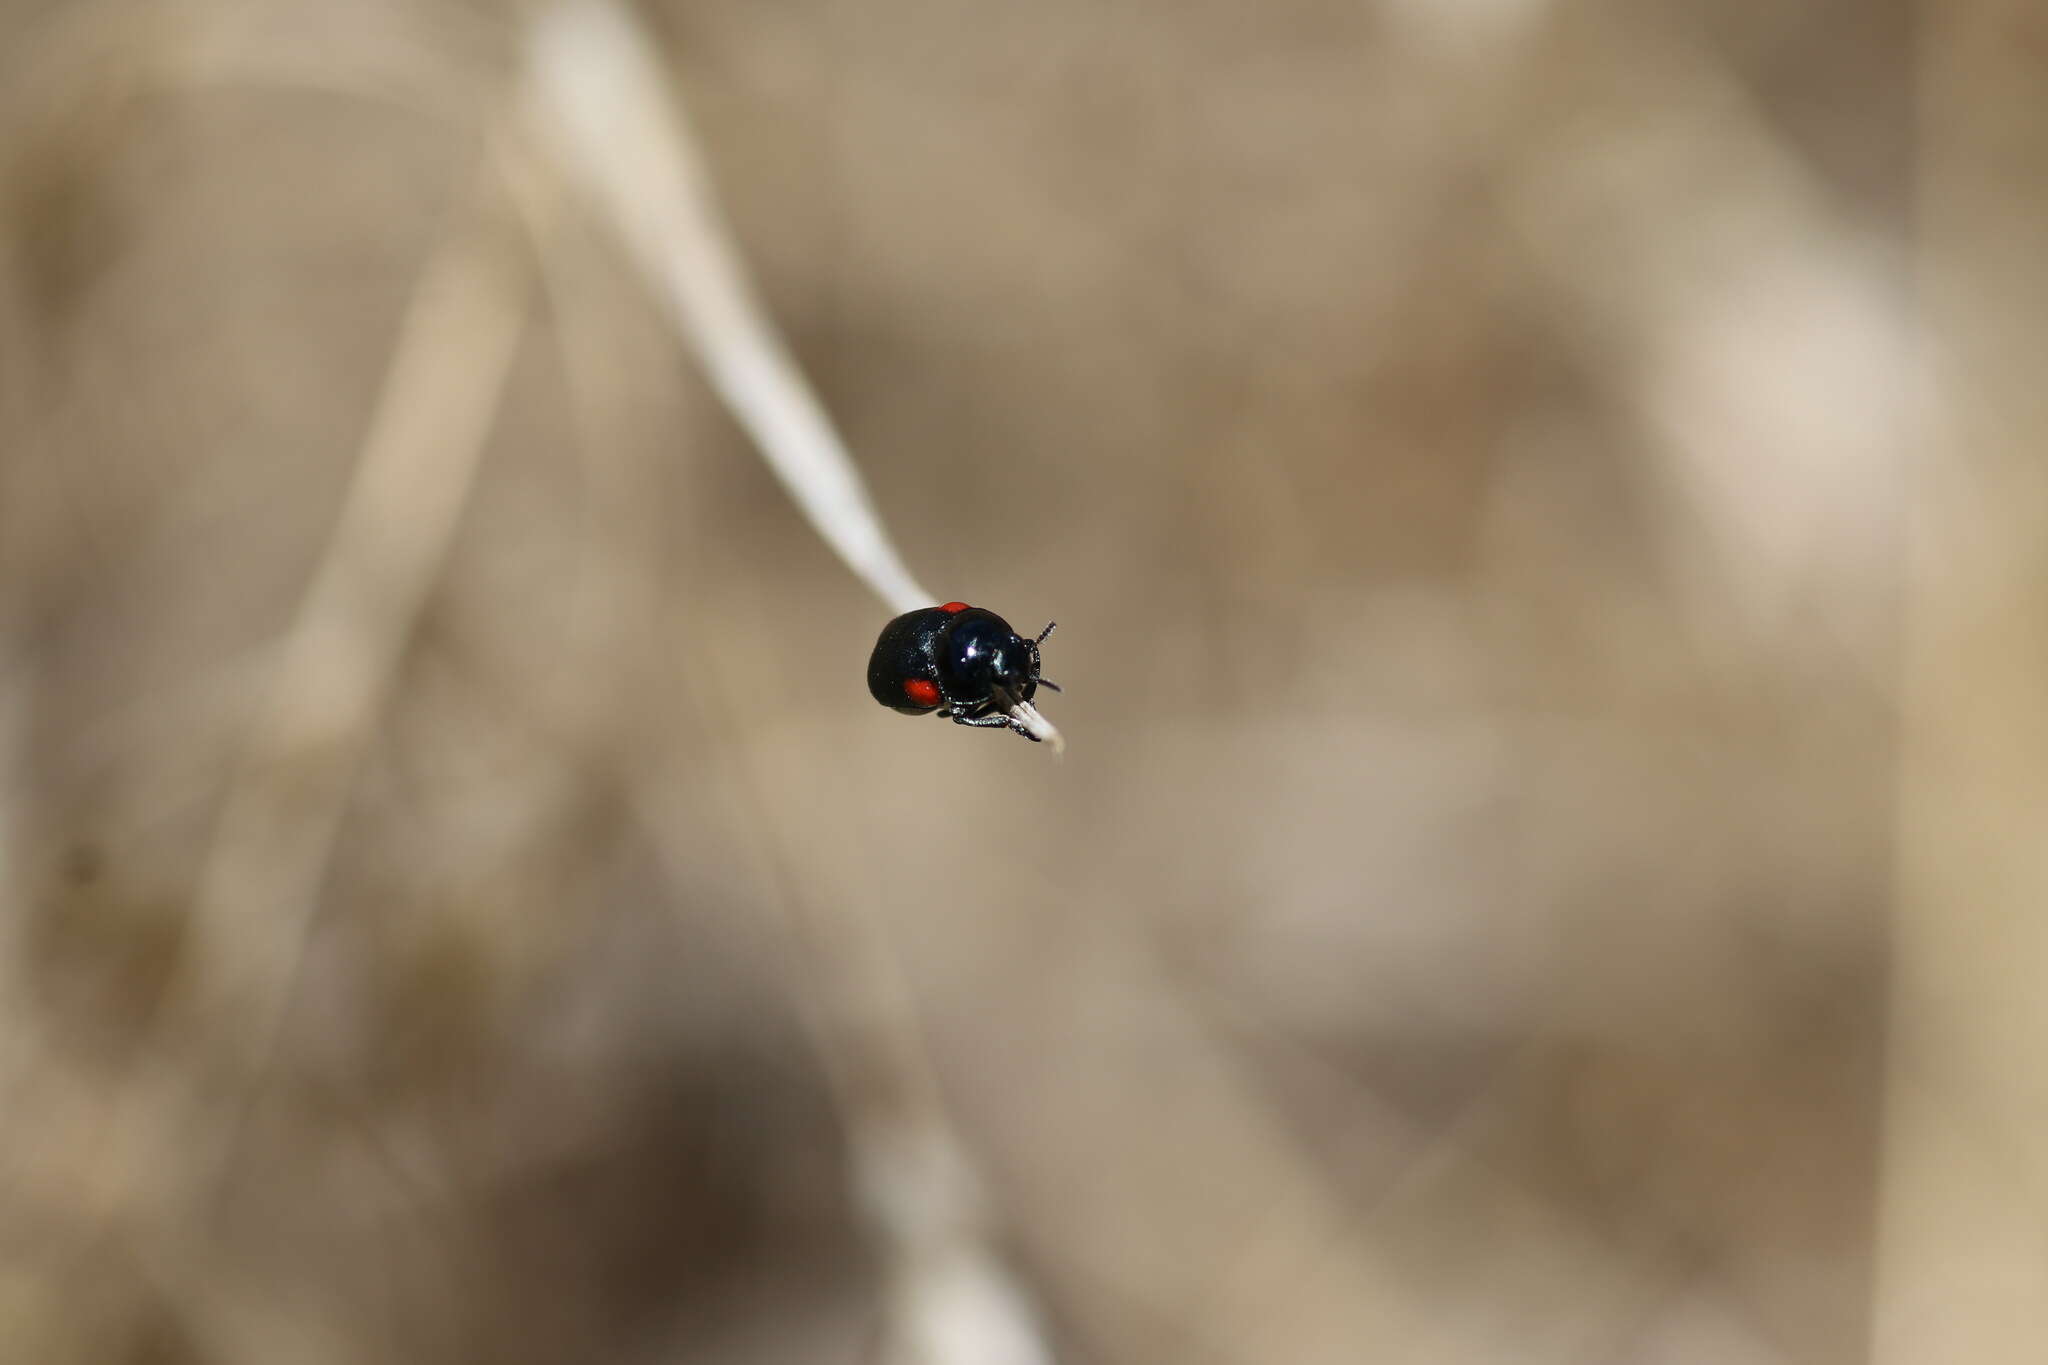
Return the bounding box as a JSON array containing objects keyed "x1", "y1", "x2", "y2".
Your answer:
[{"x1": 526, "y1": 0, "x2": 934, "y2": 616}]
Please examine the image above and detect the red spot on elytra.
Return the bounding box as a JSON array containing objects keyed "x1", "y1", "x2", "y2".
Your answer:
[
  {"x1": 939, "y1": 601, "x2": 969, "y2": 613},
  {"x1": 903, "y1": 678, "x2": 942, "y2": 708}
]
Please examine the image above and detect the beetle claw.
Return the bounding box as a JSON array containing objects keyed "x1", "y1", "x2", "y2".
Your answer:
[{"x1": 1002, "y1": 696, "x2": 1064, "y2": 754}]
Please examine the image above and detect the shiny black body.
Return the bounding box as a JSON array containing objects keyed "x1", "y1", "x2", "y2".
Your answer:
[{"x1": 866, "y1": 604, "x2": 1059, "y2": 740}]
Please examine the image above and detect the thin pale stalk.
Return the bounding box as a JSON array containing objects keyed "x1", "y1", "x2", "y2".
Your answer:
[{"x1": 525, "y1": 0, "x2": 933, "y2": 617}]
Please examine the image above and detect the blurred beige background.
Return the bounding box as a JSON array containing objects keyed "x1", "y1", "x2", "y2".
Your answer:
[{"x1": 0, "y1": 0, "x2": 2040, "y2": 1362}]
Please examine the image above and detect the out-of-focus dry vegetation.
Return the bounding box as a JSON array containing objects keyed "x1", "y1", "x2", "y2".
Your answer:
[{"x1": 0, "y1": 0, "x2": 2040, "y2": 1361}]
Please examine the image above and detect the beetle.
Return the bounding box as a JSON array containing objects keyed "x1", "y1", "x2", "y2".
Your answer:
[{"x1": 866, "y1": 602, "x2": 1061, "y2": 743}]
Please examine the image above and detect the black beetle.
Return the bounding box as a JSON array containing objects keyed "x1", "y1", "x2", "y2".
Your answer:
[{"x1": 866, "y1": 602, "x2": 1061, "y2": 743}]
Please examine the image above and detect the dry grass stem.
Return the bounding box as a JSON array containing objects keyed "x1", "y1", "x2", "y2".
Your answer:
[{"x1": 526, "y1": 0, "x2": 934, "y2": 616}]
